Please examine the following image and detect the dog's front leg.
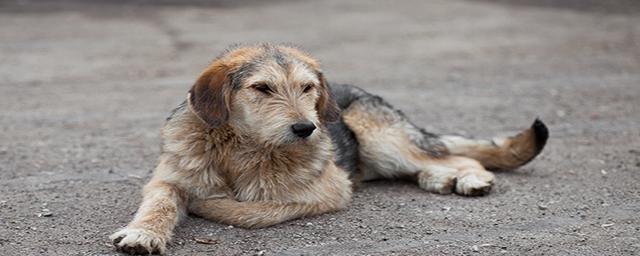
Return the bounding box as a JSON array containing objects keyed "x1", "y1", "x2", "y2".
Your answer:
[
  {"x1": 188, "y1": 197, "x2": 342, "y2": 229},
  {"x1": 110, "y1": 178, "x2": 186, "y2": 255}
]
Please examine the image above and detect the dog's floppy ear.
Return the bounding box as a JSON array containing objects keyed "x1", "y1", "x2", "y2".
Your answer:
[
  {"x1": 316, "y1": 72, "x2": 340, "y2": 123},
  {"x1": 188, "y1": 64, "x2": 232, "y2": 127}
]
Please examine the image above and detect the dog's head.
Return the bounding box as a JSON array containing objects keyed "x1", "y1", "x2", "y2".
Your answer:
[{"x1": 188, "y1": 44, "x2": 339, "y2": 146}]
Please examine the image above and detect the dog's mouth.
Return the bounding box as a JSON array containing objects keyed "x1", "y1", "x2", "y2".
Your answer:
[
  {"x1": 289, "y1": 133, "x2": 315, "y2": 144},
  {"x1": 283, "y1": 130, "x2": 320, "y2": 146}
]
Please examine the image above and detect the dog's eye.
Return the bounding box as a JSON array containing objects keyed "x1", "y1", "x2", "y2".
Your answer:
[
  {"x1": 302, "y1": 84, "x2": 314, "y2": 93},
  {"x1": 253, "y1": 83, "x2": 273, "y2": 95}
]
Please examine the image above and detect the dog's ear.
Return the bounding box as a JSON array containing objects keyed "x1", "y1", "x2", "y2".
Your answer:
[
  {"x1": 188, "y1": 64, "x2": 232, "y2": 128},
  {"x1": 316, "y1": 72, "x2": 340, "y2": 123}
]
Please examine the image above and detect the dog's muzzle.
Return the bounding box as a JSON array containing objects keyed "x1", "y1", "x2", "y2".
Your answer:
[{"x1": 291, "y1": 121, "x2": 316, "y2": 138}]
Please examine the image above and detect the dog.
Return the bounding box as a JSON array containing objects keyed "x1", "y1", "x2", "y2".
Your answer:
[{"x1": 110, "y1": 44, "x2": 548, "y2": 254}]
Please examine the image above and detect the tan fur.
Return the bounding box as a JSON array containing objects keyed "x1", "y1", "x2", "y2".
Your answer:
[
  {"x1": 110, "y1": 44, "x2": 351, "y2": 254},
  {"x1": 441, "y1": 124, "x2": 544, "y2": 170}
]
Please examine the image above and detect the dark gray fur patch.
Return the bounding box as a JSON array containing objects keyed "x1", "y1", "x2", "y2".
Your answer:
[
  {"x1": 330, "y1": 83, "x2": 368, "y2": 110},
  {"x1": 166, "y1": 100, "x2": 187, "y2": 122},
  {"x1": 271, "y1": 50, "x2": 288, "y2": 69},
  {"x1": 260, "y1": 44, "x2": 289, "y2": 70},
  {"x1": 327, "y1": 83, "x2": 365, "y2": 176},
  {"x1": 230, "y1": 62, "x2": 257, "y2": 90},
  {"x1": 228, "y1": 46, "x2": 292, "y2": 90},
  {"x1": 213, "y1": 44, "x2": 293, "y2": 91},
  {"x1": 329, "y1": 83, "x2": 447, "y2": 158},
  {"x1": 412, "y1": 128, "x2": 448, "y2": 157},
  {"x1": 327, "y1": 121, "x2": 359, "y2": 176}
]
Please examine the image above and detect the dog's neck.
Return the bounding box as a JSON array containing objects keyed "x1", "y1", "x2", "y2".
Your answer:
[
  {"x1": 162, "y1": 105, "x2": 336, "y2": 201},
  {"x1": 207, "y1": 125, "x2": 334, "y2": 202}
]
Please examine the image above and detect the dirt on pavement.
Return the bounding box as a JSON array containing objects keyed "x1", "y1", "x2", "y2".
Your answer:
[{"x1": 1, "y1": 0, "x2": 639, "y2": 255}]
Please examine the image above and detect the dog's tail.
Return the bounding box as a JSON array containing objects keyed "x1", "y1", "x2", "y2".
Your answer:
[{"x1": 440, "y1": 119, "x2": 549, "y2": 170}]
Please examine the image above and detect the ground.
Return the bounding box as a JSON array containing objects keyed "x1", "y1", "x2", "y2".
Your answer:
[{"x1": 1, "y1": 0, "x2": 639, "y2": 255}]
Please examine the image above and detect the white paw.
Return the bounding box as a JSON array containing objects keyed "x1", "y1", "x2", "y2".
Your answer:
[
  {"x1": 455, "y1": 173, "x2": 494, "y2": 196},
  {"x1": 110, "y1": 228, "x2": 166, "y2": 255},
  {"x1": 418, "y1": 166, "x2": 458, "y2": 194}
]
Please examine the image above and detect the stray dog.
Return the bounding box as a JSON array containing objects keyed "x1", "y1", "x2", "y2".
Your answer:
[{"x1": 110, "y1": 44, "x2": 548, "y2": 254}]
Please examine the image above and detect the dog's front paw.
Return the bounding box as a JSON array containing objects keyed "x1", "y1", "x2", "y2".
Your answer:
[{"x1": 110, "y1": 228, "x2": 166, "y2": 255}]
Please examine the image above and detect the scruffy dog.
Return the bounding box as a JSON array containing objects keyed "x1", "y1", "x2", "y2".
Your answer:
[{"x1": 110, "y1": 44, "x2": 548, "y2": 254}]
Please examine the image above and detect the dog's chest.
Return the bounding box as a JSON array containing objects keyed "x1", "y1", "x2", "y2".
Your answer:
[{"x1": 226, "y1": 145, "x2": 327, "y2": 202}]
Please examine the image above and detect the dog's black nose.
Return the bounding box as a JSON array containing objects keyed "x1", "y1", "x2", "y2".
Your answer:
[{"x1": 291, "y1": 122, "x2": 316, "y2": 138}]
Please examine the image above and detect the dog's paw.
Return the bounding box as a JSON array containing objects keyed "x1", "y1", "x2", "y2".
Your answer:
[
  {"x1": 455, "y1": 173, "x2": 494, "y2": 196},
  {"x1": 417, "y1": 166, "x2": 458, "y2": 194},
  {"x1": 110, "y1": 228, "x2": 166, "y2": 255}
]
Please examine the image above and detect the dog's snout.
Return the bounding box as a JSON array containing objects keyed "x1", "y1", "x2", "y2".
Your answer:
[{"x1": 291, "y1": 121, "x2": 316, "y2": 138}]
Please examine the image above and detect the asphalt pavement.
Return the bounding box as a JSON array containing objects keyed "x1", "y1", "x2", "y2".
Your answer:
[{"x1": 1, "y1": 0, "x2": 639, "y2": 255}]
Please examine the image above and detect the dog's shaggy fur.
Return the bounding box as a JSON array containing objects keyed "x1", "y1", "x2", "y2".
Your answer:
[{"x1": 110, "y1": 44, "x2": 548, "y2": 254}]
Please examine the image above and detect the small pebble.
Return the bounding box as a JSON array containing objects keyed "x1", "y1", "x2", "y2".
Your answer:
[
  {"x1": 38, "y1": 212, "x2": 53, "y2": 217},
  {"x1": 537, "y1": 203, "x2": 548, "y2": 210},
  {"x1": 194, "y1": 237, "x2": 219, "y2": 245},
  {"x1": 128, "y1": 174, "x2": 143, "y2": 179},
  {"x1": 601, "y1": 223, "x2": 615, "y2": 228},
  {"x1": 472, "y1": 245, "x2": 479, "y2": 252}
]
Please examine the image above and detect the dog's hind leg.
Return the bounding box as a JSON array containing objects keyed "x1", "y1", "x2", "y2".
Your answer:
[
  {"x1": 334, "y1": 84, "x2": 547, "y2": 195},
  {"x1": 340, "y1": 91, "x2": 509, "y2": 195},
  {"x1": 339, "y1": 94, "x2": 490, "y2": 195}
]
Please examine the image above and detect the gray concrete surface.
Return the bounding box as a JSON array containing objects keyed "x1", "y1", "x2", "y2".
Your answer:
[{"x1": 1, "y1": 0, "x2": 639, "y2": 255}]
